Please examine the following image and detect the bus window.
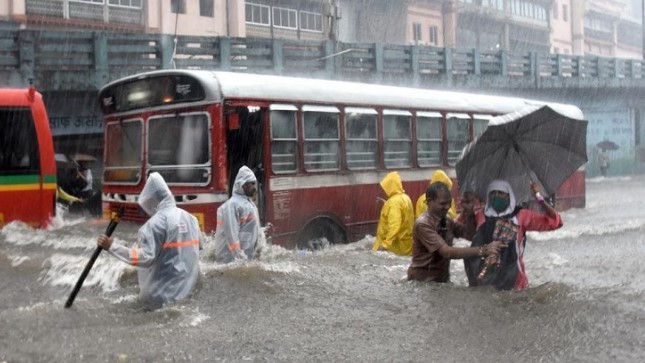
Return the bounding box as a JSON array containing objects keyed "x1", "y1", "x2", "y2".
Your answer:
[
  {"x1": 303, "y1": 105, "x2": 340, "y2": 172},
  {"x1": 104, "y1": 119, "x2": 143, "y2": 183},
  {"x1": 473, "y1": 114, "x2": 492, "y2": 139},
  {"x1": 0, "y1": 107, "x2": 40, "y2": 175},
  {"x1": 416, "y1": 111, "x2": 443, "y2": 167},
  {"x1": 446, "y1": 113, "x2": 470, "y2": 165},
  {"x1": 148, "y1": 112, "x2": 210, "y2": 184},
  {"x1": 383, "y1": 110, "x2": 412, "y2": 168},
  {"x1": 269, "y1": 104, "x2": 298, "y2": 174},
  {"x1": 345, "y1": 107, "x2": 378, "y2": 170}
]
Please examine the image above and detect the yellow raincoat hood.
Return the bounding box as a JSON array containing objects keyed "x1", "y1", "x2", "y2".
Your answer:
[
  {"x1": 415, "y1": 170, "x2": 458, "y2": 219},
  {"x1": 380, "y1": 171, "x2": 405, "y2": 198}
]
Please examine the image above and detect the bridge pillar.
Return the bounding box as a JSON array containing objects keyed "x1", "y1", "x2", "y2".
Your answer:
[
  {"x1": 18, "y1": 31, "x2": 34, "y2": 86},
  {"x1": 93, "y1": 32, "x2": 108, "y2": 89}
]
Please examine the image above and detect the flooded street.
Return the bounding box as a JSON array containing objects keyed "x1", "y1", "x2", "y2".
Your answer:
[{"x1": 1, "y1": 176, "x2": 645, "y2": 362}]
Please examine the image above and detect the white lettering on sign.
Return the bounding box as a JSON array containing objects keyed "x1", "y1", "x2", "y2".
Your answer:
[{"x1": 49, "y1": 115, "x2": 104, "y2": 136}]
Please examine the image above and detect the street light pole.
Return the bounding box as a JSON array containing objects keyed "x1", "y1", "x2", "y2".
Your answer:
[{"x1": 642, "y1": 0, "x2": 645, "y2": 59}]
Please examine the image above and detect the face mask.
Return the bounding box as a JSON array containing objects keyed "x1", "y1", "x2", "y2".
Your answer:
[{"x1": 489, "y1": 195, "x2": 509, "y2": 213}]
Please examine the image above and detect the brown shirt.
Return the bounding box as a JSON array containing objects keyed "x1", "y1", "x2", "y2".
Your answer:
[{"x1": 407, "y1": 212, "x2": 471, "y2": 283}]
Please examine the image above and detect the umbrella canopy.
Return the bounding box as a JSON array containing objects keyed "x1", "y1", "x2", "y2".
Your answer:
[
  {"x1": 596, "y1": 140, "x2": 619, "y2": 151},
  {"x1": 70, "y1": 153, "x2": 97, "y2": 163},
  {"x1": 456, "y1": 105, "x2": 588, "y2": 204},
  {"x1": 55, "y1": 153, "x2": 70, "y2": 163}
]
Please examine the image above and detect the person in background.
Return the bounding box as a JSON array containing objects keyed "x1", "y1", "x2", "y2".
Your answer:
[
  {"x1": 415, "y1": 169, "x2": 457, "y2": 219},
  {"x1": 56, "y1": 186, "x2": 84, "y2": 206},
  {"x1": 464, "y1": 179, "x2": 562, "y2": 290},
  {"x1": 213, "y1": 165, "x2": 266, "y2": 263},
  {"x1": 407, "y1": 182, "x2": 504, "y2": 282},
  {"x1": 97, "y1": 172, "x2": 203, "y2": 308},
  {"x1": 77, "y1": 161, "x2": 93, "y2": 199},
  {"x1": 372, "y1": 171, "x2": 414, "y2": 256},
  {"x1": 598, "y1": 148, "x2": 609, "y2": 177}
]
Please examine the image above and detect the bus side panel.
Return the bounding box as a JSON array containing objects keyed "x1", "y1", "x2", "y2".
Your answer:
[
  {"x1": 32, "y1": 94, "x2": 57, "y2": 227},
  {"x1": 266, "y1": 177, "x2": 382, "y2": 247},
  {"x1": 0, "y1": 176, "x2": 44, "y2": 228},
  {"x1": 0, "y1": 90, "x2": 55, "y2": 228}
]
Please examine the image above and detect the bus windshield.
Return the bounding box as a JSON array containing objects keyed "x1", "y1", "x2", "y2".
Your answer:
[
  {"x1": 104, "y1": 120, "x2": 142, "y2": 183},
  {"x1": 147, "y1": 112, "x2": 211, "y2": 184}
]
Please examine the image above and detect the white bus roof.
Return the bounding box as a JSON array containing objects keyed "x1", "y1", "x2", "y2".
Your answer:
[{"x1": 101, "y1": 69, "x2": 584, "y2": 120}]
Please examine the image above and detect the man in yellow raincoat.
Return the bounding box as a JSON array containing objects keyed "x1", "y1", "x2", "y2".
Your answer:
[
  {"x1": 415, "y1": 170, "x2": 457, "y2": 220},
  {"x1": 372, "y1": 171, "x2": 414, "y2": 256}
]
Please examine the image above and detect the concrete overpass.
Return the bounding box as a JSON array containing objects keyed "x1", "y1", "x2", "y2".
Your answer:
[{"x1": 1, "y1": 29, "x2": 643, "y2": 176}]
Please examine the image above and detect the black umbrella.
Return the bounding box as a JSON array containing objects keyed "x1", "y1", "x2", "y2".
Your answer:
[
  {"x1": 456, "y1": 105, "x2": 588, "y2": 203},
  {"x1": 596, "y1": 140, "x2": 619, "y2": 151}
]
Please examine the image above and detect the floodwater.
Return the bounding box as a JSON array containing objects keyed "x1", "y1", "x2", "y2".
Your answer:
[{"x1": 1, "y1": 176, "x2": 644, "y2": 362}]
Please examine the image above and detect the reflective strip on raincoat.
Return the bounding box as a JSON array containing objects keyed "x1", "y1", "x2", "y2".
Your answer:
[
  {"x1": 372, "y1": 171, "x2": 414, "y2": 256},
  {"x1": 107, "y1": 172, "x2": 203, "y2": 308}
]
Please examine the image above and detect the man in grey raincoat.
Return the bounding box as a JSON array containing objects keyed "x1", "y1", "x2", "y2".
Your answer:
[
  {"x1": 213, "y1": 165, "x2": 265, "y2": 263},
  {"x1": 97, "y1": 172, "x2": 203, "y2": 308}
]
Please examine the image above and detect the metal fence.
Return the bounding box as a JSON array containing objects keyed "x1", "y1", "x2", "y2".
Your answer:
[{"x1": 1, "y1": 29, "x2": 645, "y2": 91}]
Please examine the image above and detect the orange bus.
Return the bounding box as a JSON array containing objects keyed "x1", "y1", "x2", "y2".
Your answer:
[
  {"x1": 0, "y1": 86, "x2": 57, "y2": 228},
  {"x1": 98, "y1": 70, "x2": 585, "y2": 248}
]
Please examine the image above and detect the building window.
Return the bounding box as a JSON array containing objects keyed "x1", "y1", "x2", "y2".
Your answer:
[
  {"x1": 553, "y1": 2, "x2": 558, "y2": 19},
  {"x1": 300, "y1": 11, "x2": 323, "y2": 32},
  {"x1": 273, "y1": 7, "x2": 297, "y2": 29},
  {"x1": 562, "y1": 4, "x2": 568, "y2": 22},
  {"x1": 246, "y1": 2, "x2": 270, "y2": 26},
  {"x1": 77, "y1": 0, "x2": 104, "y2": 4},
  {"x1": 200, "y1": 0, "x2": 214, "y2": 17},
  {"x1": 509, "y1": 0, "x2": 547, "y2": 21},
  {"x1": 429, "y1": 26, "x2": 438, "y2": 45},
  {"x1": 171, "y1": 0, "x2": 186, "y2": 14},
  {"x1": 108, "y1": 0, "x2": 142, "y2": 7},
  {"x1": 413, "y1": 23, "x2": 422, "y2": 42}
]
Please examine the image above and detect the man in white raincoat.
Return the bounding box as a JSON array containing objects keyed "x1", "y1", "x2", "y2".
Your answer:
[
  {"x1": 97, "y1": 172, "x2": 202, "y2": 308},
  {"x1": 213, "y1": 165, "x2": 265, "y2": 263}
]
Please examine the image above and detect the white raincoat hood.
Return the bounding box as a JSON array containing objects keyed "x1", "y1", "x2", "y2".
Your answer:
[
  {"x1": 139, "y1": 172, "x2": 175, "y2": 216},
  {"x1": 232, "y1": 166, "x2": 257, "y2": 196}
]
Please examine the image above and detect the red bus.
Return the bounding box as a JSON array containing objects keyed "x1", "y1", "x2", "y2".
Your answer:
[
  {"x1": 98, "y1": 70, "x2": 585, "y2": 248},
  {"x1": 0, "y1": 86, "x2": 57, "y2": 228}
]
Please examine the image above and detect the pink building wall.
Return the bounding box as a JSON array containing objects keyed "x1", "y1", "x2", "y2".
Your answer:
[{"x1": 550, "y1": 0, "x2": 573, "y2": 54}]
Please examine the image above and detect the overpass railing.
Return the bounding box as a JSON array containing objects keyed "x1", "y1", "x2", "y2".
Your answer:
[{"x1": 1, "y1": 29, "x2": 645, "y2": 91}]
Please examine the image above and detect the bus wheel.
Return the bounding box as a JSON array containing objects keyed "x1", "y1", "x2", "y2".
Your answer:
[{"x1": 297, "y1": 220, "x2": 347, "y2": 251}]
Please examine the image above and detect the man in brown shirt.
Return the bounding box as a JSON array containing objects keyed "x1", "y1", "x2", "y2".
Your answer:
[{"x1": 407, "y1": 182, "x2": 503, "y2": 283}]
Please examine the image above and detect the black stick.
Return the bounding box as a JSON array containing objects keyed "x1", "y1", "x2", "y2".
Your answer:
[{"x1": 64, "y1": 207, "x2": 125, "y2": 308}]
